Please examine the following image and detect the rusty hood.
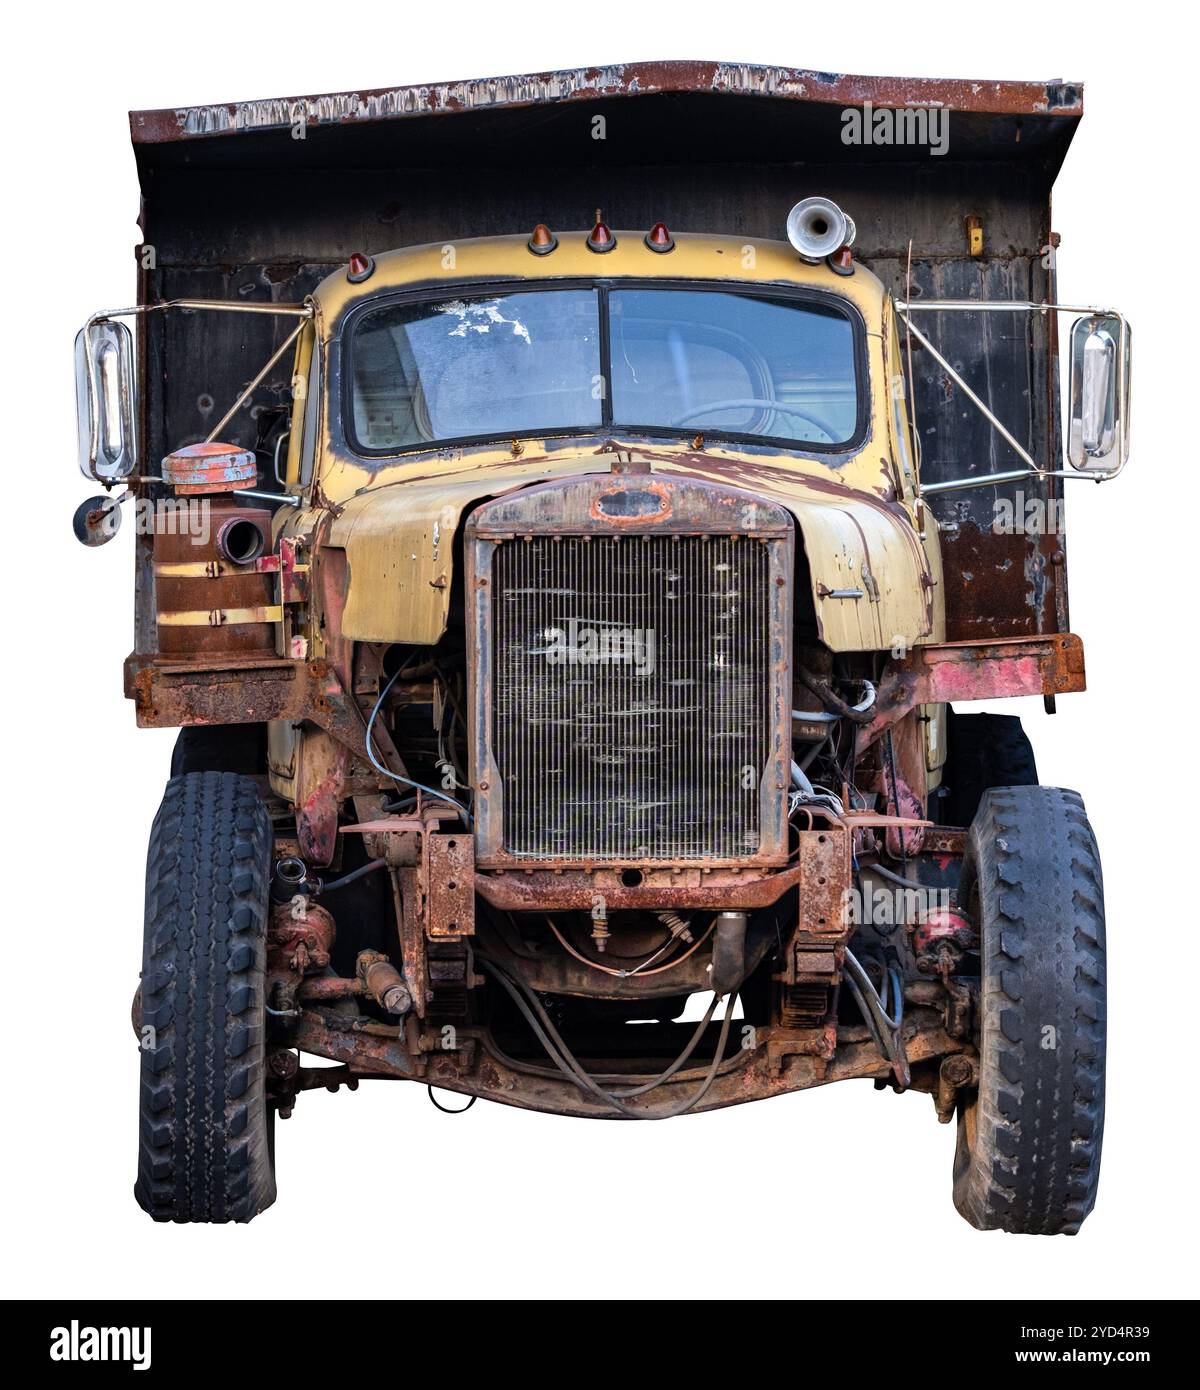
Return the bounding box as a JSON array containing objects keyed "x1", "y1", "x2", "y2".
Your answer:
[{"x1": 324, "y1": 445, "x2": 940, "y2": 652}]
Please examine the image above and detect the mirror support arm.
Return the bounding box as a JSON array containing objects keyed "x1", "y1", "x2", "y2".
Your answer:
[
  {"x1": 80, "y1": 299, "x2": 314, "y2": 483},
  {"x1": 895, "y1": 300, "x2": 1129, "y2": 498},
  {"x1": 898, "y1": 312, "x2": 1043, "y2": 478},
  {"x1": 205, "y1": 319, "x2": 308, "y2": 443}
]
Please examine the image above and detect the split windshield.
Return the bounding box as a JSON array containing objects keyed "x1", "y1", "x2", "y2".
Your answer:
[{"x1": 348, "y1": 285, "x2": 860, "y2": 453}]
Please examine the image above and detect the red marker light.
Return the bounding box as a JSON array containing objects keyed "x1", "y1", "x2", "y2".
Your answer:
[
  {"x1": 828, "y1": 245, "x2": 855, "y2": 276},
  {"x1": 347, "y1": 252, "x2": 375, "y2": 283},
  {"x1": 644, "y1": 221, "x2": 675, "y2": 253},
  {"x1": 586, "y1": 218, "x2": 617, "y2": 254},
  {"x1": 528, "y1": 223, "x2": 559, "y2": 256}
]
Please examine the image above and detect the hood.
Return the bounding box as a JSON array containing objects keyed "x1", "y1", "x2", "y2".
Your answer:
[{"x1": 324, "y1": 447, "x2": 940, "y2": 652}]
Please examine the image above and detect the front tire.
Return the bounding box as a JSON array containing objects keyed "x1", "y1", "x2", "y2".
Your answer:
[
  {"x1": 953, "y1": 785, "x2": 1106, "y2": 1234},
  {"x1": 135, "y1": 771, "x2": 277, "y2": 1223}
]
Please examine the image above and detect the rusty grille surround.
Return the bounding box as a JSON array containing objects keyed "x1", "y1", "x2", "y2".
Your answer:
[{"x1": 467, "y1": 473, "x2": 793, "y2": 869}]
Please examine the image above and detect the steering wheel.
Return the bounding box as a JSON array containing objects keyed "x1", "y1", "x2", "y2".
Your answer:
[{"x1": 673, "y1": 397, "x2": 842, "y2": 442}]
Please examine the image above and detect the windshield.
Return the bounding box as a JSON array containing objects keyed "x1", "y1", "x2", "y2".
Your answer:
[{"x1": 347, "y1": 284, "x2": 861, "y2": 453}]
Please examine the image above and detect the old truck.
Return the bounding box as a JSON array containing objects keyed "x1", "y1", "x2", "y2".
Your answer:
[{"x1": 74, "y1": 63, "x2": 1127, "y2": 1232}]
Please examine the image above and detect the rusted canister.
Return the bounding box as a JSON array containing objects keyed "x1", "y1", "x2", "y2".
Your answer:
[{"x1": 154, "y1": 498, "x2": 276, "y2": 657}]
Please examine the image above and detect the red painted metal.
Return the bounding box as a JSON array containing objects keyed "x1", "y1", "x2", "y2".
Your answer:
[{"x1": 160, "y1": 440, "x2": 256, "y2": 493}]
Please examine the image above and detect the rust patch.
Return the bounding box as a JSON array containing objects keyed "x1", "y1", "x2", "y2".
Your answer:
[
  {"x1": 425, "y1": 833, "x2": 475, "y2": 938},
  {"x1": 941, "y1": 522, "x2": 1063, "y2": 641},
  {"x1": 860, "y1": 633, "x2": 1085, "y2": 750}
]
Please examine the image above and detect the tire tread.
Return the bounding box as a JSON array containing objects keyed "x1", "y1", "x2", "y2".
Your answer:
[
  {"x1": 134, "y1": 771, "x2": 275, "y2": 1223},
  {"x1": 954, "y1": 785, "x2": 1106, "y2": 1235}
]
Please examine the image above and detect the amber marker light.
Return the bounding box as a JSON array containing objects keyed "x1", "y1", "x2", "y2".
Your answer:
[{"x1": 528, "y1": 223, "x2": 559, "y2": 255}]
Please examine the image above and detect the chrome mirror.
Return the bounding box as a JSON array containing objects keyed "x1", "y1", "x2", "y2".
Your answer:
[
  {"x1": 75, "y1": 319, "x2": 138, "y2": 481},
  {"x1": 1068, "y1": 313, "x2": 1130, "y2": 472}
]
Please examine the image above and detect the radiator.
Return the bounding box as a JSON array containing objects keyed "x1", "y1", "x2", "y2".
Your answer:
[{"x1": 468, "y1": 475, "x2": 793, "y2": 867}]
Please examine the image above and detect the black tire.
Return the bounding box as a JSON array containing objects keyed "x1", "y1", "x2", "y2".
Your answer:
[
  {"x1": 953, "y1": 786, "x2": 1106, "y2": 1234},
  {"x1": 942, "y1": 710, "x2": 1037, "y2": 826},
  {"x1": 170, "y1": 723, "x2": 266, "y2": 777},
  {"x1": 135, "y1": 771, "x2": 277, "y2": 1223}
]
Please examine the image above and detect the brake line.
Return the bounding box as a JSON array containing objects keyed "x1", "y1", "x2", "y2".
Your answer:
[{"x1": 541, "y1": 914, "x2": 717, "y2": 979}]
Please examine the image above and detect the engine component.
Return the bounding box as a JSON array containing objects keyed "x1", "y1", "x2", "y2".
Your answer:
[
  {"x1": 656, "y1": 911, "x2": 694, "y2": 944},
  {"x1": 272, "y1": 856, "x2": 308, "y2": 903},
  {"x1": 711, "y1": 910, "x2": 747, "y2": 995},
  {"x1": 356, "y1": 950, "x2": 412, "y2": 1017}
]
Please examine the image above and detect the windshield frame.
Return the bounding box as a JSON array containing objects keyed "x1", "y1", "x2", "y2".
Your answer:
[{"x1": 339, "y1": 277, "x2": 870, "y2": 460}]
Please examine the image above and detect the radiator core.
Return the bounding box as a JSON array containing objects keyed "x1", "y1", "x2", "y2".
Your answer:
[{"x1": 490, "y1": 534, "x2": 772, "y2": 861}]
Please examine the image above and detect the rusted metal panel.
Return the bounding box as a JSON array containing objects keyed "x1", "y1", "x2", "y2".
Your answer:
[
  {"x1": 328, "y1": 444, "x2": 935, "y2": 656},
  {"x1": 918, "y1": 633, "x2": 1085, "y2": 700},
  {"x1": 287, "y1": 1005, "x2": 963, "y2": 1116},
  {"x1": 794, "y1": 829, "x2": 850, "y2": 938},
  {"x1": 129, "y1": 62, "x2": 1081, "y2": 146},
  {"x1": 395, "y1": 868, "x2": 428, "y2": 1019},
  {"x1": 152, "y1": 500, "x2": 276, "y2": 657},
  {"x1": 425, "y1": 833, "x2": 475, "y2": 938},
  {"x1": 862, "y1": 632, "x2": 1084, "y2": 744},
  {"x1": 125, "y1": 654, "x2": 374, "y2": 758},
  {"x1": 475, "y1": 863, "x2": 808, "y2": 912}
]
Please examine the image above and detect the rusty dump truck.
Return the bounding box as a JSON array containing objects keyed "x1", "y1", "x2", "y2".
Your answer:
[{"x1": 74, "y1": 63, "x2": 1128, "y2": 1231}]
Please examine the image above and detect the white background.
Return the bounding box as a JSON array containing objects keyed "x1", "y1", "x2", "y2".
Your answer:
[{"x1": 5, "y1": 0, "x2": 1195, "y2": 1301}]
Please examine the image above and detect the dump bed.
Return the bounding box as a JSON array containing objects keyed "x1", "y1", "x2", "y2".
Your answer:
[{"x1": 129, "y1": 61, "x2": 1083, "y2": 643}]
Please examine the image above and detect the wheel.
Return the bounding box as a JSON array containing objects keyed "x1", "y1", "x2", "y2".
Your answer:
[
  {"x1": 953, "y1": 785, "x2": 1106, "y2": 1234},
  {"x1": 170, "y1": 723, "x2": 266, "y2": 777},
  {"x1": 942, "y1": 710, "x2": 1038, "y2": 825},
  {"x1": 135, "y1": 771, "x2": 277, "y2": 1223}
]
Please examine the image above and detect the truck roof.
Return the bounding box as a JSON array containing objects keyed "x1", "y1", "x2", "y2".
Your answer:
[{"x1": 311, "y1": 231, "x2": 889, "y2": 327}]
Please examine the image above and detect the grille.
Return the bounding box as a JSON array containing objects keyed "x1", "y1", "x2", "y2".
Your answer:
[{"x1": 491, "y1": 535, "x2": 772, "y2": 861}]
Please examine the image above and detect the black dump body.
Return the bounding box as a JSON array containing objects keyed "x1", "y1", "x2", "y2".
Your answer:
[{"x1": 130, "y1": 60, "x2": 1083, "y2": 642}]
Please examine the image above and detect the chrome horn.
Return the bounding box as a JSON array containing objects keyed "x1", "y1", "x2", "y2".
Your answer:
[{"x1": 786, "y1": 197, "x2": 856, "y2": 263}]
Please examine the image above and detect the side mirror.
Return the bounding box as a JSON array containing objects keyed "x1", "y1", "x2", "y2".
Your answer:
[
  {"x1": 75, "y1": 319, "x2": 138, "y2": 481},
  {"x1": 1068, "y1": 312, "x2": 1130, "y2": 472}
]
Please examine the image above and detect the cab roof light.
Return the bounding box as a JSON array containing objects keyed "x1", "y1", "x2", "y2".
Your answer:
[
  {"x1": 347, "y1": 252, "x2": 376, "y2": 283},
  {"x1": 528, "y1": 223, "x2": 559, "y2": 256},
  {"x1": 586, "y1": 212, "x2": 617, "y2": 254},
  {"x1": 828, "y1": 244, "x2": 856, "y2": 276},
  {"x1": 644, "y1": 221, "x2": 675, "y2": 253}
]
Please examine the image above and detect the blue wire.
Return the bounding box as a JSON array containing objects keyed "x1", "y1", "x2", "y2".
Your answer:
[{"x1": 365, "y1": 667, "x2": 474, "y2": 827}]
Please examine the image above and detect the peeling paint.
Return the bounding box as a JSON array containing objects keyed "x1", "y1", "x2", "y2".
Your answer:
[{"x1": 129, "y1": 61, "x2": 1084, "y2": 146}]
